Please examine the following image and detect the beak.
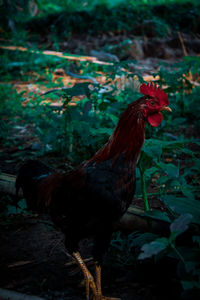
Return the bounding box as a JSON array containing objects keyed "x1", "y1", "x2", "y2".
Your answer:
[{"x1": 161, "y1": 106, "x2": 172, "y2": 112}]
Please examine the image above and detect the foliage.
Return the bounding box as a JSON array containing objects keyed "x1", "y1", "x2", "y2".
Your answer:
[
  {"x1": 25, "y1": 2, "x2": 199, "y2": 38},
  {"x1": 0, "y1": 85, "x2": 25, "y2": 147},
  {"x1": 1, "y1": 0, "x2": 200, "y2": 41}
]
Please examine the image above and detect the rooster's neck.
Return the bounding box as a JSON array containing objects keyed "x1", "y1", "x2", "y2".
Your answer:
[{"x1": 89, "y1": 109, "x2": 145, "y2": 165}]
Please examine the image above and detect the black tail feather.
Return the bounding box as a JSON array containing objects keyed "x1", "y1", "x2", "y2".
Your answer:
[{"x1": 15, "y1": 160, "x2": 54, "y2": 211}]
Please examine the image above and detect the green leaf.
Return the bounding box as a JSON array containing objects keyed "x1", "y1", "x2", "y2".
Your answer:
[
  {"x1": 108, "y1": 113, "x2": 118, "y2": 125},
  {"x1": 157, "y1": 162, "x2": 179, "y2": 178},
  {"x1": 6, "y1": 199, "x2": 27, "y2": 216},
  {"x1": 169, "y1": 246, "x2": 200, "y2": 261},
  {"x1": 170, "y1": 214, "x2": 193, "y2": 237},
  {"x1": 142, "y1": 139, "x2": 163, "y2": 159},
  {"x1": 138, "y1": 151, "x2": 153, "y2": 173},
  {"x1": 142, "y1": 210, "x2": 171, "y2": 223},
  {"x1": 129, "y1": 232, "x2": 157, "y2": 249},
  {"x1": 62, "y1": 82, "x2": 92, "y2": 98},
  {"x1": 181, "y1": 280, "x2": 200, "y2": 290},
  {"x1": 180, "y1": 185, "x2": 195, "y2": 200},
  {"x1": 161, "y1": 195, "x2": 200, "y2": 225},
  {"x1": 90, "y1": 127, "x2": 112, "y2": 136},
  {"x1": 138, "y1": 237, "x2": 169, "y2": 260},
  {"x1": 145, "y1": 166, "x2": 159, "y2": 177},
  {"x1": 181, "y1": 148, "x2": 195, "y2": 157},
  {"x1": 184, "y1": 261, "x2": 198, "y2": 273},
  {"x1": 193, "y1": 236, "x2": 200, "y2": 247}
]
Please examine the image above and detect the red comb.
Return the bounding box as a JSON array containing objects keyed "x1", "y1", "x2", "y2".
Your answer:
[{"x1": 140, "y1": 82, "x2": 168, "y2": 106}]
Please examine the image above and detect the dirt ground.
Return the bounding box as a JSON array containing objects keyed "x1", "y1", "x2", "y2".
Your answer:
[{"x1": 0, "y1": 210, "x2": 183, "y2": 300}]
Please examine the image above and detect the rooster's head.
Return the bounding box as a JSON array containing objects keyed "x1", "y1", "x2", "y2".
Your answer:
[{"x1": 139, "y1": 82, "x2": 171, "y2": 127}]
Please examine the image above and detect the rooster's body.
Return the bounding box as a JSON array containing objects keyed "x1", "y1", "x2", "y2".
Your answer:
[{"x1": 16, "y1": 83, "x2": 170, "y2": 300}]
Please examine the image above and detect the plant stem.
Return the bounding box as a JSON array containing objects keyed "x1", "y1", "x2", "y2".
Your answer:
[{"x1": 171, "y1": 244, "x2": 185, "y2": 264}]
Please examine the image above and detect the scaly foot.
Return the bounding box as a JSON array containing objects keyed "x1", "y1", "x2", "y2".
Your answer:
[
  {"x1": 72, "y1": 253, "x2": 121, "y2": 300},
  {"x1": 73, "y1": 252, "x2": 97, "y2": 300},
  {"x1": 84, "y1": 270, "x2": 97, "y2": 300},
  {"x1": 95, "y1": 265, "x2": 121, "y2": 300}
]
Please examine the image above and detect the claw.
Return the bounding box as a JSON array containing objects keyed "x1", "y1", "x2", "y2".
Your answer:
[
  {"x1": 95, "y1": 264, "x2": 121, "y2": 300},
  {"x1": 72, "y1": 252, "x2": 121, "y2": 300},
  {"x1": 84, "y1": 272, "x2": 96, "y2": 300},
  {"x1": 73, "y1": 252, "x2": 97, "y2": 300}
]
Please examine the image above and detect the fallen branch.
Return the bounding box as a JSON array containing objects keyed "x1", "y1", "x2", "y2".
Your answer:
[{"x1": 0, "y1": 45, "x2": 113, "y2": 66}]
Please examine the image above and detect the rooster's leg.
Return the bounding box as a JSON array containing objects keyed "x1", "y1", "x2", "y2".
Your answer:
[
  {"x1": 95, "y1": 264, "x2": 121, "y2": 300},
  {"x1": 95, "y1": 265, "x2": 102, "y2": 299},
  {"x1": 73, "y1": 252, "x2": 97, "y2": 300}
]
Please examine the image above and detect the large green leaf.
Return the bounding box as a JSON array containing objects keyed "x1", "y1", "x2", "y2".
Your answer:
[
  {"x1": 6, "y1": 199, "x2": 27, "y2": 216},
  {"x1": 138, "y1": 237, "x2": 169, "y2": 260},
  {"x1": 142, "y1": 139, "x2": 163, "y2": 159},
  {"x1": 170, "y1": 214, "x2": 193, "y2": 238},
  {"x1": 161, "y1": 195, "x2": 200, "y2": 225},
  {"x1": 129, "y1": 232, "x2": 157, "y2": 249},
  {"x1": 157, "y1": 162, "x2": 179, "y2": 178},
  {"x1": 193, "y1": 236, "x2": 200, "y2": 247},
  {"x1": 143, "y1": 210, "x2": 171, "y2": 223},
  {"x1": 181, "y1": 280, "x2": 200, "y2": 290}
]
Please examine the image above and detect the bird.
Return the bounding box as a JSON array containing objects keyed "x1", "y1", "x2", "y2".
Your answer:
[{"x1": 16, "y1": 82, "x2": 171, "y2": 300}]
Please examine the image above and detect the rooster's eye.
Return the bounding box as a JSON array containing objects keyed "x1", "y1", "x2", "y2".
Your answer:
[{"x1": 149, "y1": 101, "x2": 155, "y2": 106}]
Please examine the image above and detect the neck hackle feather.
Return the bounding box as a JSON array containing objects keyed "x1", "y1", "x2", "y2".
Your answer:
[{"x1": 88, "y1": 99, "x2": 146, "y2": 164}]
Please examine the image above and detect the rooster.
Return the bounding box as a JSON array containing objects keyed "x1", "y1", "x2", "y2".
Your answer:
[{"x1": 16, "y1": 83, "x2": 171, "y2": 300}]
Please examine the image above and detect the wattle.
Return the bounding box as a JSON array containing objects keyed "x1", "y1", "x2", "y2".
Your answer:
[{"x1": 147, "y1": 112, "x2": 163, "y2": 127}]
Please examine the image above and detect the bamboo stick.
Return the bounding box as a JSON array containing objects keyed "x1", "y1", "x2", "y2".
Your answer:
[{"x1": 177, "y1": 31, "x2": 188, "y2": 56}]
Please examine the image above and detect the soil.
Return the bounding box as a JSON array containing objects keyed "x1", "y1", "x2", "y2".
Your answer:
[{"x1": 0, "y1": 211, "x2": 182, "y2": 300}]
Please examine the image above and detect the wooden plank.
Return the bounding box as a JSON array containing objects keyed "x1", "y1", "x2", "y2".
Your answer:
[{"x1": 0, "y1": 173, "x2": 22, "y2": 196}]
